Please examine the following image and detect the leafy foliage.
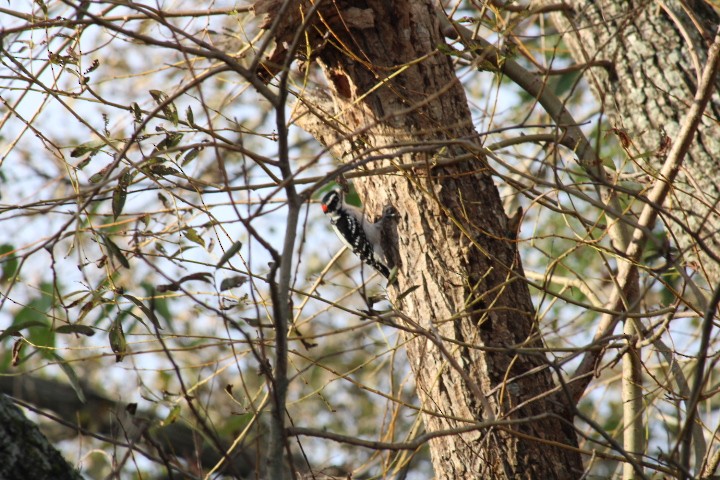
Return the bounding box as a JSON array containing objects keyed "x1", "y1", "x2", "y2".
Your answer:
[{"x1": 0, "y1": 0, "x2": 716, "y2": 478}]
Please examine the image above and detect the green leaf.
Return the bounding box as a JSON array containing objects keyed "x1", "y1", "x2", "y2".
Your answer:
[
  {"x1": 149, "y1": 89, "x2": 167, "y2": 103},
  {"x1": 149, "y1": 90, "x2": 179, "y2": 126},
  {"x1": 101, "y1": 234, "x2": 130, "y2": 268},
  {"x1": 122, "y1": 294, "x2": 161, "y2": 330},
  {"x1": 0, "y1": 320, "x2": 47, "y2": 342},
  {"x1": 76, "y1": 157, "x2": 92, "y2": 170},
  {"x1": 156, "y1": 272, "x2": 213, "y2": 292},
  {"x1": 76, "y1": 295, "x2": 110, "y2": 323},
  {"x1": 183, "y1": 272, "x2": 213, "y2": 283},
  {"x1": 120, "y1": 168, "x2": 133, "y2": 185},
  {"x1": 25, "y1": 320, "x2": 55, "y2": 348},
  {"x1": 181, "y1": 147, "x2": 199, "y2": 166},
  {"x1": 112, "y1": 185, "x2": 127, "y2": 220},
  {"x1": 220, "y1": 275, "x2": 247, "y2": 292},
  {"x1": 141, "y1": 282, "x2": 172, "y2": 324},
  {"x1": 553, "y1": 70, "x2": 581, "y2": 97},
  {"x1": 50, "y1": 352, "x2": 86, "y2": 403},
  {"x1": 112, "y1": 167, "x2": 133, "y2": 220},
  {"x1": 184, "y1": 228, "x2": 205, "y2": 248},
  {"x1": 186, "y1": 105, "x2": 194, "y2": 125},
  {"x1": 396, "y1": 284, "x2": 420, "y2": 301},
  {"x1": 157, "y1": 193, "x2": 171, "y2": 209},
  {"x1": 216, "y1": 241, "x2": 242, "y2": 268},
  {"x1": 157, "y1": 132, "x2": 183, "y2": 151},
  {"x1": 149, "y1": 164, "x2": 180, "y2": 177},
  {"x1": 162, "y1": 405, "x2": 181, "y2": 425},
  {"x1": 70, "y1": 140, "x2": 105, "y2": 158},
  {"x1": 34, "y1": 0, "x2": 48, "y2": 16},
  {"x1": 12, "y1": 283, "x2": 55, "y2": 348},
  {"x1": 55, "y1": 324, "x2": 96, "y2": 336},
  {"x1": 89, "y1": 163, "x2": 114, "y2": 184},
  {"x1": 108, "y1": 318, "x2": 127, "y2": 362},
  {"x1": 0, "y1": 244, "x2": 19, "y2": 282},
  {"x1": 345, "y1": 190, "x2": 362, "y2": 207},
  {"x1": 131, "y1": 102, "x2": 143, "y2": 123},
  {"x1": 167, "y1": 105, "x2": 179, "y2": 126},
  {"x1": 48, "y1": 52, "x2": 78, "y2": 66},
  {"x1": 165, "y1": 132, "x2": 185, "y2": 148},
  {"x1": 386, "y1": 266, "x2": 399, "y2": 286}
]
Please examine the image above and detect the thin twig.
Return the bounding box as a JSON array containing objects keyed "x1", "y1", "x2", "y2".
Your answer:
[
  {"x1": 568, "y1": 26, "x2": 720, "y2": 406},
  {"x1": 288, "y1": 414, "x2": 552, "y2": 450}
]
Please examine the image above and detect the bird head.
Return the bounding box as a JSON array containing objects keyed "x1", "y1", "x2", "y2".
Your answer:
[{"x1": 321, "y1": 189, "x2": 342, "y2": 214}]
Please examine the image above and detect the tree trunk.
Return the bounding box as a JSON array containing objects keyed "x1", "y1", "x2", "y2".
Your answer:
[
  {"x1": 0, "y1": 394, "x2": 82, "y2": 480},
  {"x1": 545, "y1": 0, "x2": 720, "y2": 284},
  {"x1": 0, "y1": 376, "x2": 256, "y2": 477},
  {"x1": 258, "y1": 0, "x2": 584, "y2": 477}
]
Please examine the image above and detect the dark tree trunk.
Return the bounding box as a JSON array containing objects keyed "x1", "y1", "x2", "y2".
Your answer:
[
  {"x1": 0, "y1": 376, "x2": 256, "y2": 477},
  {"x1": 0, "y1": 394, "x2": 82, "y2": 480},
  {"x1": 258, "y1": 0, "x2": 584, "y2": 477}
]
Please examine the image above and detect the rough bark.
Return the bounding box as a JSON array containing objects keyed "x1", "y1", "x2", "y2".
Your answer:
[
  {"x1": 258, "y1": 0, "x2": 584, "y2": 477},
  {"x1": 0, "y1": 394, "x2": 82, "y2": 480},
  {"x1": 545, "y1": 0, "x2": 720, "y2": 285}
]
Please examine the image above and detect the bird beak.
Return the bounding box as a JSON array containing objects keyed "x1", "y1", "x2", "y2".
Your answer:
[{"x1": 321, "y1": 204, "x2": 328, "y2": 213}]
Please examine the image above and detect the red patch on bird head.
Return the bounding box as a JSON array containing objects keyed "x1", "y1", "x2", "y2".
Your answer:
[{"x1": 321, "y1": 203, "x2": 328, "y2": 213}]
